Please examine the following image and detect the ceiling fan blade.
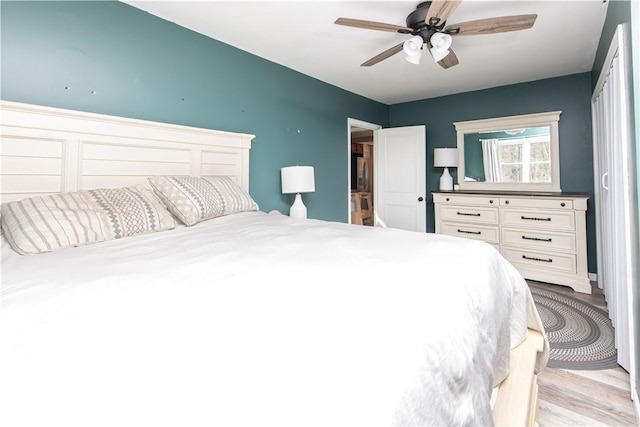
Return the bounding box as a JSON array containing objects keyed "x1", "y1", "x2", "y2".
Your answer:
[
  {"x1": 361, "y1": 42, "x2": 404, "y2": 67},
  {"x1": 425, "y1": 0, "x2": 462, "y2": 26},
  {"x1": 437, "y1": 48, "x2": 459, "y2": 69},
  {"x1": 445, "y1": 14, "x2": 537, "y2": 36},
  {"x1": 335, "y1": 18, "x2": 412, "y2": 34}
]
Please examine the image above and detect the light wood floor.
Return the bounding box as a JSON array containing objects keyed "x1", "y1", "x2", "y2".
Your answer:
[{"x1": 529, "y1": 280, "x2": 638, "y2": 426}]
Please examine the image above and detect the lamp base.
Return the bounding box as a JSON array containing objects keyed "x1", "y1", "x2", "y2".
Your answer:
[
  {"x1": 289, "y1": 193, "x2": 307, "y2": 219},
  {"x1": 439, "y1": 167, "x2": 454, "y2": 191}
]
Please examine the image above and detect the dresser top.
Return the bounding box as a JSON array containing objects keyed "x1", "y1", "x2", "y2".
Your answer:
[{"x1": 432, "y1": 190, "x2": 590, "y2": 198}]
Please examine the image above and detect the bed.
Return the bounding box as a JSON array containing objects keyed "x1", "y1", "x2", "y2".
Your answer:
[{"x1": 0, "y1": 101, "x2": 548, "y2": 426}]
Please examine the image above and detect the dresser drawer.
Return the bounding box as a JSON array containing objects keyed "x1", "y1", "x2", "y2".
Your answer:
[
  {"x1": 433, "y1": 193, "x2": 498, "y2": 207},
  {"x1": 501, "y1": 208, "x2": 575, "y2": 232},
  {"x1": 502, "y1": 247, "x2": 576, "y2": 274},
  {"x1": 500, "y1": 197, "x2": 574, "y2": 210},
  {"x1": 502, "y1": 227, "x2": 576, "y2": 253},
  {"x1": 440, "y1": 222, "x2": 500, "y2": 244},
  {"x1": 440, "y1": 205, "x2": 499, "y2": 225},
  {"x1": 432, "y1": 191, "x2": 590, "y2": 293}
]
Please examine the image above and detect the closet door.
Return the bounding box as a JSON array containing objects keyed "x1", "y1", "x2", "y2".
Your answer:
[
  {"x1": 591, "y1": 23, "x2": 637, "y2": 375},
  {"x1": 593, "y1": 94, "x2": 614, "y2": 310}
]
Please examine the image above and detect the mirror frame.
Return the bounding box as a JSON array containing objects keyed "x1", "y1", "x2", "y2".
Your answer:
[{"x1": 454, "y1": 111, "x2": 562, "y2": 192}]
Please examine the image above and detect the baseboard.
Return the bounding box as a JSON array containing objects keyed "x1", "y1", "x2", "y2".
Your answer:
[{"x1": 588, "y1": 272, "x2": 598, "y2": 283}]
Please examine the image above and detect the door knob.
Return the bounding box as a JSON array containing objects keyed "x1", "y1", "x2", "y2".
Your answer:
[{"x1": 418, "y1": 197, "x2": 424, "y2": 202}]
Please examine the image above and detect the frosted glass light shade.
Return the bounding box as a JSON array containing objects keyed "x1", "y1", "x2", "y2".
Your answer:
[
  {"x1": 281, "y1": 166, "x2": 315, "y2": 194},
  {"x1": 430, "y1": 33, "x2": 452, "y2": 63},
  {"x1": 405, "y1": 51, "x2": 422, "y2": 65},
  {"x1": 433, "y1": 148, "x2": 458, "y2": 168},
  {"x1": 403, "y1": 35, "x2": 423, "y2": 56},
  {"x1": 403, "y1": 35, "x2": 423, "y2": 64},
  {"x1": 430, "y1": 33, "x2": 452, "y2": 52}
]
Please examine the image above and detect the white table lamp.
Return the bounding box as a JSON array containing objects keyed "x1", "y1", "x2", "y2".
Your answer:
[
  {"x1": 281, "y1": 166, "x2": 315, "y2": 219},
  {"x1": 434, "y1": 148, "x2": 458, "y2": 191}
]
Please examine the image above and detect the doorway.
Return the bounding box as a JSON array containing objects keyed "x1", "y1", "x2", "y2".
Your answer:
[{"x1": 348, "y1": 119, "x2": 381, "y2": 225}]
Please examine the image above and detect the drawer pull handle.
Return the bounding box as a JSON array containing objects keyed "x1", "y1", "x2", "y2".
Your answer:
[
  {"x1": 457, "y1": 212, "x2": 481, "y2": 217},
  {"x1": 521, "y1": 215, "x2": 551, "y2": 221},
  {"x1": 457, "y1": 229, "x2": 481, "y2": 235},
  {"x1": 522, "y1": 235, "x2": 553, "y2": 242},
  {"x1": 522, "y1": 255, "x2": 553, "y2": 263}
]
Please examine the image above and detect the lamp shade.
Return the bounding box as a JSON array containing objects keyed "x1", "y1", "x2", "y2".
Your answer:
[
  {"x1": 430, "y1": 33, "x2": 452, "y2": 63},
  {"x1": 405, "y1": 50, "x2": 422, "y2": 65},
  {"x1": 430, "y1": 33, "x2": 452, "y2": 52},
  {"x1": 403, "y1": 35, "x2": 423, "y2": 64},
  {"x1": 433, "y1": 148, "x2": 458, "y2": 168},
  {"x1": 281, "y1": 166, "x2": 315, "y2": 194},
  {"x1": 403, "y1": 35, "x2": 423, "y2": 57}
]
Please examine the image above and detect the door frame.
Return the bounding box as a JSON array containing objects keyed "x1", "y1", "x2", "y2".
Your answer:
[{"x1": 347, "y1": 118, "x2": 381, "y2": 224}]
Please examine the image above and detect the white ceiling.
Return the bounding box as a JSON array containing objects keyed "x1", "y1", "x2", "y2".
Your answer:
[{"x1": 123, "y1": 1, "x2": 609, "y2": 105}]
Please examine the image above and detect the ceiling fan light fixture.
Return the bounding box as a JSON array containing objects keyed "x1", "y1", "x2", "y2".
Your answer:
[
  {"x1": 403, "y1": 35, "x2": 423, "y2": 60},
  {"x1": 430, "y1": 32, "x2": 453, "y2": 52},
  {"x1": 405, "y1": 50, "x2": 422, "y2": 64},
  {"x1": 335, "y1": 1, "x2": 538, "y2": 70}
]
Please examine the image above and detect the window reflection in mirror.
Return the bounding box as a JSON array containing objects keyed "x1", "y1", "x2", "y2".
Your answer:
[
  {"x1": 463, "y1": 126, "x2": 551, "y2": 184},
  {"x1": 455, "y1": 111, "x2": 561, "y2": 192}
]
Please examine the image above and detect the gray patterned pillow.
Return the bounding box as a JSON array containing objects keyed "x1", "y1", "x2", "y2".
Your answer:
[
  {"x1": 147, "y1": 176, "x2": 226, "y2": 226},
  {"x1": 202, "y1": 176, "x2": 259, "y2": 216},
  {"x1": 83, "y1": 185, "x2": 176, "y2": 239},
  {"x1": 1, "y1": 185, "x2": 176, "y2": 255},
  {"x1": 147, "y1": 176, "x2": 258, "y2": 226}
]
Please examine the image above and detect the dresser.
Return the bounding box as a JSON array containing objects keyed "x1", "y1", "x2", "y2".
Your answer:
[{"x1": 433, "y1": 191, "x2": 591, "y2": 294}]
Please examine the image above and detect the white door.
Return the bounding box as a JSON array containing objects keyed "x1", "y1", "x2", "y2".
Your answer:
[
  {"x1": 592, "y1": 24, "x2": 637, "y2": 376},
  {"x1": 374, "y1": 126, "x2": 426, "y2": 232}
]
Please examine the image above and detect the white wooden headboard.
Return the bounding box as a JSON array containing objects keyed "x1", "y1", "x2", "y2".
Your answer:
[{"x1": 0, "y1": 101, "x2": 255, "y2": 203}]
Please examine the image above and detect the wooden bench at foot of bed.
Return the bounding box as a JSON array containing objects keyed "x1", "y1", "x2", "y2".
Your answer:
[{"x1": 493, "y1": 329, "x2": 545, "y2": 427}]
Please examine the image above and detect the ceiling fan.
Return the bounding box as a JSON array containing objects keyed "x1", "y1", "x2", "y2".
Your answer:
[{"x1": 335, "y1": 0, "x2": 537, "y2": 69}]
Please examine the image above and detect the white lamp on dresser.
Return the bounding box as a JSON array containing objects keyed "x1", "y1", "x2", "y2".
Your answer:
[
  {"x1": 434, "y1": 148, "x2": 458, "y2": 191},
  {"x1": 281, "y1": 166, "x2": 315, "y2": 219}
]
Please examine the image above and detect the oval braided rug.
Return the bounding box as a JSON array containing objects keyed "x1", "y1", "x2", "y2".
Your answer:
[{"x1": 529, "y1": 285, "x2": 618, "y2": 370}]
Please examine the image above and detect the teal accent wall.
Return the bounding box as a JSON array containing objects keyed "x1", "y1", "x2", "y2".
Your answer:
[
  {"x1": 389, "y1": 73, "x2": 597, "y2": 272},
  {"x1": 463, "y1": 134, "x2": 486, "y2": 182},
  {"x1": 0, "y1": 1, "x2": 389, "y2": 222}
]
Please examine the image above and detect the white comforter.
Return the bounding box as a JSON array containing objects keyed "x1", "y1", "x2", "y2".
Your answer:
[{"x1": 0, "y1": 211, "x2": 547, "y2": 426}]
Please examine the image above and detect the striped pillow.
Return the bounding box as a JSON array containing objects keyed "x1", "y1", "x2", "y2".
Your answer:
[
  {"x1": 1, "y1": 185, "x2": 175, "y2": 255},
  {"x1": 203, "y1": 176, "x2": 259, "y2": 216},
  {"x1": 147, "y1": 176, "x2": 258, "y2": 226}
]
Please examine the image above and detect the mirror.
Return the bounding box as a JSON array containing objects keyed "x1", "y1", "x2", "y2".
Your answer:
[{"x1": 454, "y1": 111, "x2": 562, "y2": 192}]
